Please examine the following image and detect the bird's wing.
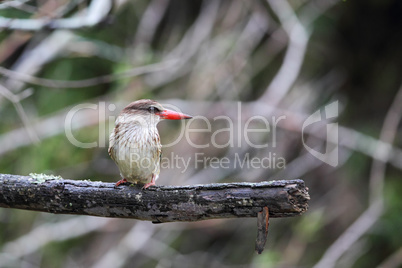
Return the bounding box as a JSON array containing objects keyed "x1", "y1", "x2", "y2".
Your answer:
[
  {"x1": 108, "y1": 131, "x2": 116, "y2": 162},
  {"x1": 108, "y1": 146, "x2": 115, "y2": 162}
]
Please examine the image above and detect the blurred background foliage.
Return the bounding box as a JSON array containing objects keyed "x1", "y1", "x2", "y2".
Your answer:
[{"x1": 0, "y1": 0, "x2": 402, "y2": 267}]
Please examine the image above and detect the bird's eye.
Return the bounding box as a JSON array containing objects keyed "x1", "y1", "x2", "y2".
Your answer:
[{"x1": 148, "y1": 106, "x2": 159, "y2": 113}]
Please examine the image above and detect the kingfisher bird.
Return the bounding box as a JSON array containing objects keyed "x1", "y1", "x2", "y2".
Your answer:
[{"x1": 108, "y1": 99, "x2": 192, "y2": 189}]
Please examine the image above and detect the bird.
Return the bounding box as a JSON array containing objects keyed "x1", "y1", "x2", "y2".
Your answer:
[{"x1": 108, "y1": 99, "x2": 192, "y2": 189}]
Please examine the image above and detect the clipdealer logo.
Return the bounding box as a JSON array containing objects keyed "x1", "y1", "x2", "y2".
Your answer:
[
  {"x1": 302, "y1": 101, "x2": 339, "y2": 167},
  {"x1": 64, "y1": 101, "x2": 339, "y2": 170}
]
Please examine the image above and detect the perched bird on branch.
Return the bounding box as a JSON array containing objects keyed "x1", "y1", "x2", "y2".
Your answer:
[{"x1": 109, "y1": 99, "x2": 192, "y2": 188}]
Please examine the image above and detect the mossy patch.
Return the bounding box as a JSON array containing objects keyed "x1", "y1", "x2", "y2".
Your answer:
[{"x1": 29, "y1": 173, "x2": 63, "y2": 184}]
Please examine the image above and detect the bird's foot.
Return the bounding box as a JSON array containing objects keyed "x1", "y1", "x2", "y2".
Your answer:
[
  {"x1": 115, "y1": 178, "x2": 128, "y2": 187},
  {"x1": 142, "y1": 174, "x2": 157, "y2": 189},
  {"x1": 142, "y1": 181, "x2": 155, "y2": 189}
]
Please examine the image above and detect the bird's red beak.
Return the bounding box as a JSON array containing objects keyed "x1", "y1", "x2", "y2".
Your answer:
[{"x1": 158, "y1": 109, "x2": 192, "y2": 120}]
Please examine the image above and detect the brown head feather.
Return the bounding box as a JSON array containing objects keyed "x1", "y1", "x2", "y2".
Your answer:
[{"x1": 122, "y1": 99, "x2": 164, "y2": 115}]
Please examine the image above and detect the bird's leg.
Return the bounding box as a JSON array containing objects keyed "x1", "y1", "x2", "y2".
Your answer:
[
  {"x1": 115, "y1": 178, "x2": 128, "y2": 187},
  {"x1": 143, "y1": 174, "x2": 156, "y2": 189}
]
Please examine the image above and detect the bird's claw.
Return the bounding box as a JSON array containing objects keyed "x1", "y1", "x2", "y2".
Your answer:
[
  {"x1": 142, "y1": 181, "x2": 156, "y2": 189},
  {"x1": 142, "y1": 174, "x2": 156, "y2": 189},
  {"x1": 115, "y1": 178, "x2": 128, "y2": 188}
]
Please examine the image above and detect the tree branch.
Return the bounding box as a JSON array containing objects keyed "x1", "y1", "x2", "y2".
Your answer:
[{"x1": 0, "y1": 173, "x2": 309, "y2": 223}]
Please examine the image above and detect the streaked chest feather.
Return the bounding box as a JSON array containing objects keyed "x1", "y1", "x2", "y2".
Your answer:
[{"x1": 109, "y1": 120, "x2": 162, "y2": 181}]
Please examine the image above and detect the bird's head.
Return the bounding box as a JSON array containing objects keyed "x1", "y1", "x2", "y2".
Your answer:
[{"x1": 119, "y1": 99, "x2": 192, "y2": 127}]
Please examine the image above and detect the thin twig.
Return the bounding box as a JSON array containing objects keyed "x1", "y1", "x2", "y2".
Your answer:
[
  {"x1": 261, "y1": 0, "x2": 309, "y2": 105},
  {"x1": 0, "y1": 216, "x2": 111, "y2": 266},
  {"x1": 369, "y1": 87, "x2": 402, "y2": 203},
  {"x1": 92, "y1": 223, "x2": 157, "y2": 268},
  {"x1": 145, "y1": 0, "x2": 221, "y2": 87},
  {"x1": 3, "y1": 30, "x2": 75, "y2": 92},
  {"x1": 133, "y1": 0, "x2": 170, "y2": 46},
  {"x1": 0, "y1": 83, "x2": 39, "y2": 143},
  {"x1": 0, "y1": 59, "x2": 180, "y2": 89},
  {"x1": 0, "y1": 0, "x2": 112, "y2": 30}
]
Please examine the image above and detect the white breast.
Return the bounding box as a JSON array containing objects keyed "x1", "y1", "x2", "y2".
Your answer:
[{"x1": 109, "y1": 115, "x2": 161, "y2": 184}]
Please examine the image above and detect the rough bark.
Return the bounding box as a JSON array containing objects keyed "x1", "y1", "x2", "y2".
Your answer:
[
  {"x1": 255, "y1": 206, "x2": 270, "y2": 254},
  {"x1": 0, "y1": 173, "x2": 309, "y2": 223}
]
